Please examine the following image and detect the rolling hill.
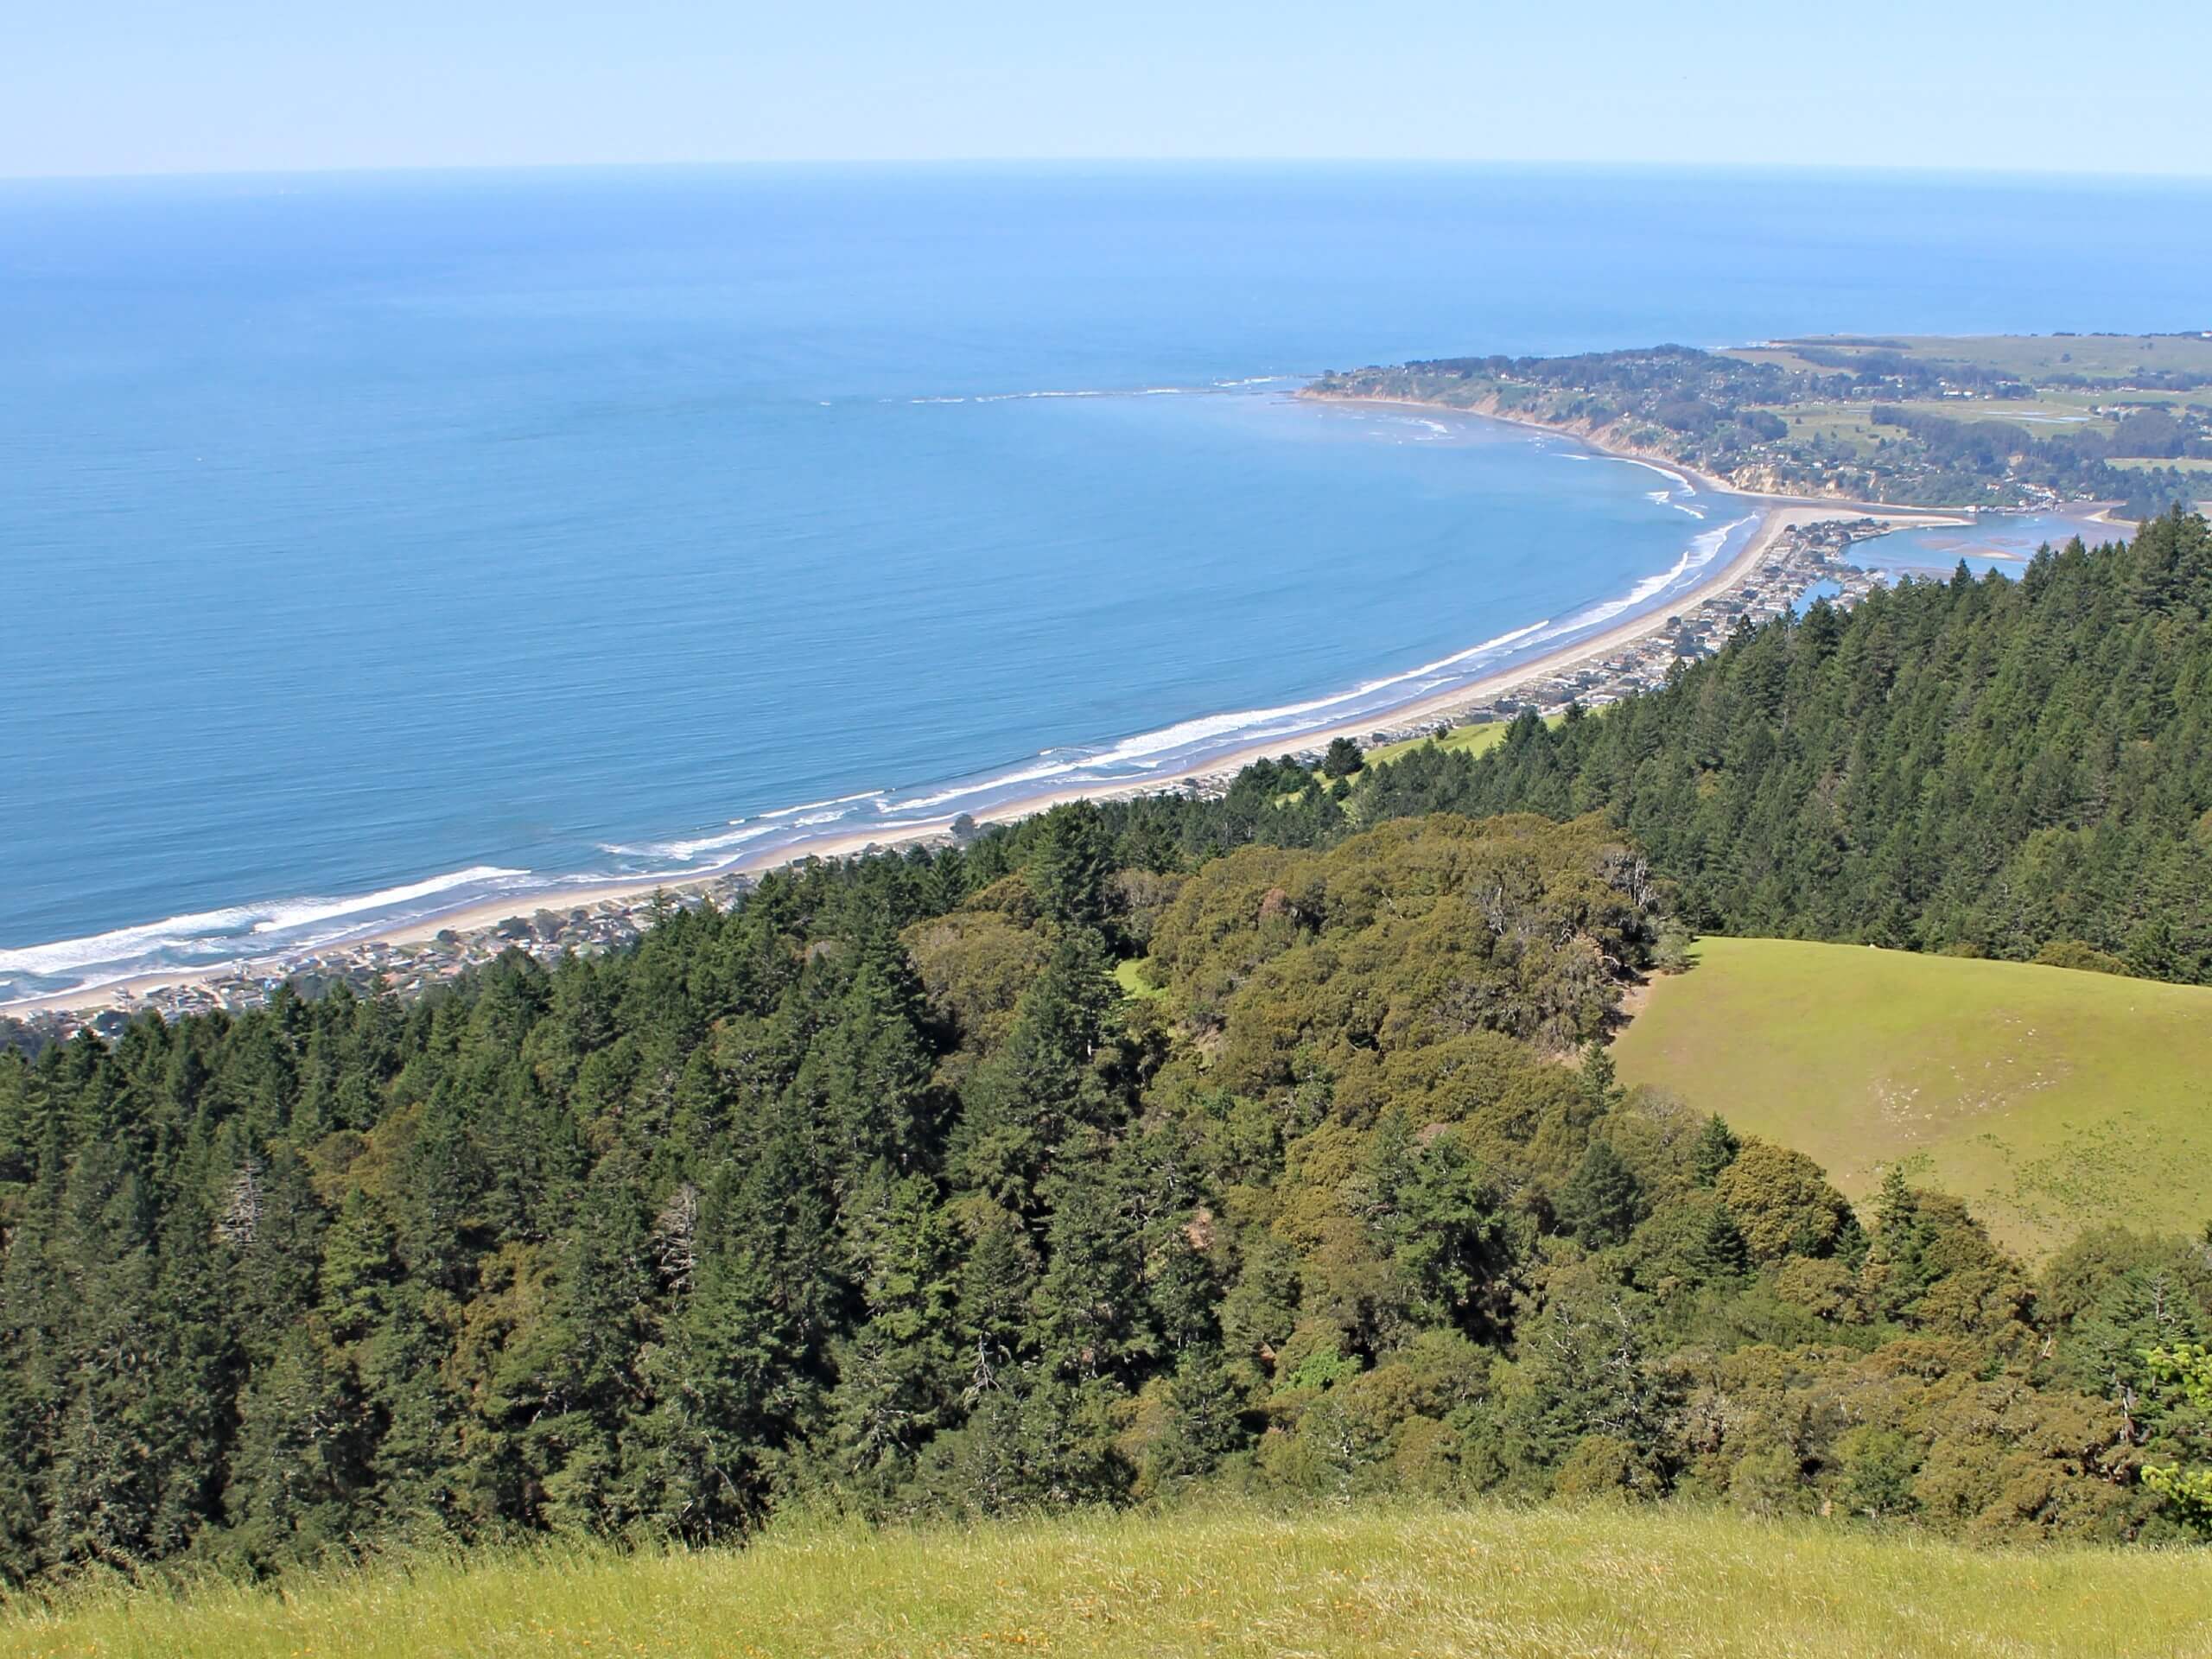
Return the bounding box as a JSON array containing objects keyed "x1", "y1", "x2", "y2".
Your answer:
[{"x1": 1611, "y1": 937, "x2": 2212, "y2": 1254}]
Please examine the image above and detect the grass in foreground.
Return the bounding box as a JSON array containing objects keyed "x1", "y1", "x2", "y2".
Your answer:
[
  {"x1": 4, "y1": 1502, "x2": 2209, "y2": 1659},
  {"x1": 1612, "y1": 937, "x2": 2212, "y2": 1255}
]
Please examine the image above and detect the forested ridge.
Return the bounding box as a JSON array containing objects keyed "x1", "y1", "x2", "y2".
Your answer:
[
  {"x1": 1087, "y1": 511, "x2": 2212, "y2": 982},
  {"x1": 4, "y1": 518, "x2": 2212, "y2": 1586},
  {"x1": 1348, "y1": 510, "x2": 2212, "y2": 980},
  {"x1": 3, "y1": 818, "x2": 2209, "y2": 1580}
]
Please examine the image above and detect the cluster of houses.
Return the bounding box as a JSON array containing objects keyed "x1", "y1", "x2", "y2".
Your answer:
[{"x1": 6, "y1": 875, "x2": 758, "y2": 1052}]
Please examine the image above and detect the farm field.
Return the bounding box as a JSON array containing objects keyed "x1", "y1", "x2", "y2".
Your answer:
[{"x1": 1745, "y1": 333, "x2": 2212, "y2": 379}]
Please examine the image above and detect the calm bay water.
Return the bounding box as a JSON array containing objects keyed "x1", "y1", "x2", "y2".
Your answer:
[
  {"x1": 1866, "y1": 510, "x2": 2137, "y2": 576},
  {"x1": 4, "y1": 164, "x2": 2210, "y2": 998}
]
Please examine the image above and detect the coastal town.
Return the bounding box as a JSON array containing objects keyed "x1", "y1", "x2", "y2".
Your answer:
[{"x1": 0, "y1": 512, "x2": 1939, "y2": 1054}]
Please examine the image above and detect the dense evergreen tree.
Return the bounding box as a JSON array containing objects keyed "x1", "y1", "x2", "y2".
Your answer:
[
  {"x1": 4, "y1": 522, "x2": 2212, "y2": 1579},
  {"x1": 1557, "y1": 1140, "x2": 1645, "y2": 1249},
  {"x1": 1338, "y1": 512, "x2": 2212, "y2": 983}
]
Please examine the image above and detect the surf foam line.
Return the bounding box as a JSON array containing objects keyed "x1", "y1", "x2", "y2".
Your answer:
[
  {"x1": 857, "y1": 507, "x2": 1767, "y2": 830},
  {"x1": 910, "y1": 378, "x2": 1292, "y2": 407},
  {"x1": 758, "y1": 790, "x2": 886, "y2": 821},
  {"x1": 870, "y1": 616, "x2": 1565, "y2": 818},
  {"x1": 1549, "y1": 516, "x2": 1752, "y2": 635},
  {"x1": 611, "y1": 823, "x2": 782, "y2": 862},
  {"x1": 1603, "y1": 454, "x2": 1699, "y2": 493},
  {"x1": 0, "y1": 865, "x2": 531, "y2": 980}
]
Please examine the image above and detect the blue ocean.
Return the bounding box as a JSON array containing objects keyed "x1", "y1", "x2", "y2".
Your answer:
[{"x1": 5, "y1": 165, "x2": 2211, "y2": 1000}]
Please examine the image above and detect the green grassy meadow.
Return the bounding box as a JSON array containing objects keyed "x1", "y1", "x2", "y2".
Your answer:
[
  {"x1": 1750, "y1": 333, "x2": 2212, "y2": 381},
  {"x1": 1719, "y1": 334, "x2": 2212, "y2": 468},
  {"x1": 1279, "y1": 720, "x2": 1522, "y2": 804},
  {"x1": 1611, "y1": 938, "x2": 2212, "y2": 1255},
  {"x1": 1770, "y1": 393, "x2": 2190, "y2": 467},
  {"x1": 1351, "y1": 712, "x2": 1562, "y2": 780},
  {"x1": 1362, "y1": 718, "x2": 1518, "y2": 769},
  {"x1": 1772, "y1": 401, "x2": 1882, "y2": 456},
  {"x1": 6, "y1": 1502, "x2": 2208, "y2": 1659},
  {"x1": 1112, "y1": 956, "x2": 1166, "y2": 999},
  {"x1": 2108, "y1": 454, "x2": 2212, "y2": 474}
]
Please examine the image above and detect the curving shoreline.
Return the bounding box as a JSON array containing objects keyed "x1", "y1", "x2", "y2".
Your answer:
[{"x1": 5, "y1": 406, "x2": 1969, "y2": 1029}]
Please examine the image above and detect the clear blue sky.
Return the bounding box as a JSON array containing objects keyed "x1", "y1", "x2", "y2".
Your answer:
[{"x1": 7, "y1": 0, "x2": 2208, "y2": 180}]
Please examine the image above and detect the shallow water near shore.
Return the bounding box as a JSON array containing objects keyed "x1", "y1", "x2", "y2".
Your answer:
[
  {"x1": 5, "y1": 164, "x2": 2212, "y2": 1001},
  {"x1": 1862, "y1": 509, "x2": 2133, "y2": 577}
]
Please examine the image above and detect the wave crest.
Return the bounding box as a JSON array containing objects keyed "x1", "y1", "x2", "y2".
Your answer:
[{"x1": 0, "y1": 865, "x2": 530, "y2": 979}]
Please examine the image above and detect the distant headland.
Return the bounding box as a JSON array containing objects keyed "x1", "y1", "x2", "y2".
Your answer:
[{"x1": 1305, "y1": 333, "x2": 2212, "y2": 523}]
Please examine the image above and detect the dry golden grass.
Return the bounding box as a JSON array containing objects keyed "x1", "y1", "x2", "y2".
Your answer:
[{"x1": 3, "y1": 1501, "x2": 2208, "y2": 1659}]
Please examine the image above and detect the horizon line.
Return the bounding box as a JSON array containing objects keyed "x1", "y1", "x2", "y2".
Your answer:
[{"x1": 7, "y1": 155, "x2": 2212, "y2": 189}]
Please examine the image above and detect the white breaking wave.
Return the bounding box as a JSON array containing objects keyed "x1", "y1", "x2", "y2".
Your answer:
[
  {"x1": 1606, "y1": 454, "x2": 1697, "y2": 493},
  {"x1": 1082, "y1": 617, "x2": 1561, "y2": 772},
  {"x1": 245, "y1": 867, "x2": 532, "y2": 935},
  {"x1": 953, "y1": 383, "x2": 1227, "y2": 405},
  {"x1": 974, "y1": 388, "x2": 1109, "y2": 403},
  {"x1": 1560, "y1": 517, "x2": 1751, "y2": 633},
  {"x1": 557, "y1": 866, "x2": 699, "y2": 887},
  {"x1": 890, "y1": 757, "x2": 1088, "y2": 814},
  {"x1": 0, "y1": 906, "x2": 273, "y2": 978},
  {"x1": 0, "y1": 865, "x2": 529, "y2": 978},
  {"x1": 758, "y1": 790, "x2": 884, "y2": 821},
  {"x1": 882, "y1": 617, "x2": 1563, "y2": 816},
  {"x1": 623, "y1": 823, "x2": 782, "y2": 861}
]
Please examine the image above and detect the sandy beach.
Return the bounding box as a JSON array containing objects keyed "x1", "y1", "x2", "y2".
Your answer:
[{"x1": 5, "y1": 405, "x2": 1968, "y2": 1025}]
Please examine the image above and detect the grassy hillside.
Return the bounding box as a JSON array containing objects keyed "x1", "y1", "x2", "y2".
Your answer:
[
  {"x1": 1363, "y1": 716, "x2": 1516, "y2": 768},
  {"x1": 1285, "y1": 718, "x2": 1520, "y2": 797},
  {"x1": 1770, "y1": 332, "x2": 2212, "y2": 380},
  {"x1": 1612, "y1": 938, "x2": 2212, "y2": 1254},
  {"x1": 6, "y1": 1502, "x2": 2209, "y2": 1659}
]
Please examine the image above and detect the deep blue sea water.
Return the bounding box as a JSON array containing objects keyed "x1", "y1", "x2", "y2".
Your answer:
[{"x1": 6, "y1": 164, "x2": 2212, "y2": 1000}]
